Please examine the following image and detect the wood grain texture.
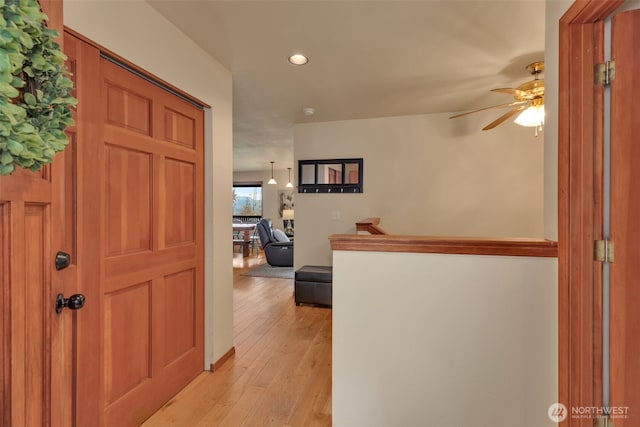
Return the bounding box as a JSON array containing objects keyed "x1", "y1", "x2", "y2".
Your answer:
[
  {"x1": 23, "y1": 205, "x2": 49, "y2": 427},
  {"x1": 329, "y1": 234, "x2": 558, "y2": 257},
  {"x1": 105, "y1": 83, "x2": 152, "y2": 135},
  {"x1": 0, "y1": 2, "x2": 68, "y2": 425},
  {"x1": 609, "y1": 10, "x2": 640, "y2": 427},
  {"x1": 355, "y1": 217, "x2": 388, "y2": 235},
  {"x1": 0, "y1": 203, "x2": 7, "y2": 426},
  {"x1": 100, "y1": 55, "x2": 204, "y2": 427},
  {"x1": 66, "y1": 33, "x2": 106, "y2": 425},
  {"x1": 142, "y1": 254, "x2": 332, "y2": 427},
  {"x1": 164, "y1": 107, "x2": 196, "y2": 148},
  {"x1": 163, "y1": 269, "x2": 197, "y2": 365},
  {"x1": 211, "y1": 346, "x2": 236, "y2": 372},
  {"x1": 556, "y1": 2, "x2": 623, "y2": 426},
  {"x1": 104, "y1": 144, "x2": 152, "y2": 255},
  {"x1": 164, "y1": 158, "x2": 196, "y2": 246},
  {"x1": 65, "y1": 32, "x2": 206, "y2": 426}
]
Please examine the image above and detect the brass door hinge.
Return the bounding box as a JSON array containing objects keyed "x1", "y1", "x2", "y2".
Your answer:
[
  {"x1": 595, "y1": 239, "x2": 614, "y2": 262},
  {"x1": 595, "y1": 60, "x2": 615, "y2": 85}
]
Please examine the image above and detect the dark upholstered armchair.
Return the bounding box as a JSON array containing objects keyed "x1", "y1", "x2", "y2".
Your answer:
[{"x1": 256, "y1": 219, "x2": 294, "y2": 267}]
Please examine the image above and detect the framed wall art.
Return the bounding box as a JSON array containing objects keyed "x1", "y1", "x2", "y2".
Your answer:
[{"x1": 298, "y1": 158, "x2": 363, "y2": 193}]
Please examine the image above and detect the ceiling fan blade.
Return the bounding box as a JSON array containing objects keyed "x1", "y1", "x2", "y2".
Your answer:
[
  {"x1": 449, "y1": 101, "x2": 528, "y2": 119},
  {"x1": 491, "y1": 87, "x2": 528, "y2": 97},
  {"x1": 482, "y1": 105, "x2": 527, "y2": 130}
]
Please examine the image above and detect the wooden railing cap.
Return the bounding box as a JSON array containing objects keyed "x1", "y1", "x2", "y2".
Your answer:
[{"x1": 329, "y1": 234, "x2": 558, "y2": 258}]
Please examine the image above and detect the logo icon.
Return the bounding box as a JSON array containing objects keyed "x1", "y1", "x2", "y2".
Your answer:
[{"x1": 548, "y1": 402, "x2": 568, "y2": 422}]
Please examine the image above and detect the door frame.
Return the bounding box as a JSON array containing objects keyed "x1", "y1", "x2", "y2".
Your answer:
[{"x1": 558, "y1": 0, "x2": 623, "y2": 425}]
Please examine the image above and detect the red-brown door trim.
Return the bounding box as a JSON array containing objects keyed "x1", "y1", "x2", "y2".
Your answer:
[{"x1": 558, "y1": 1, "x2": 623, "y2": 425}]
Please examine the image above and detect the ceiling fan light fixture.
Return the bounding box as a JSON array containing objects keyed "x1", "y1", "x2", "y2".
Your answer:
[
  {"x1": 449, "y1": 60, "x2": 545, "y2": 132},
  {"x1": 268, "y1": 161, "x2": 277, "y2": 185},
  {"x1": 288, "y1": 53, "x2": 308, "y2": 65},
  {"x1": 514, "y1": 104, "x2": 545, "y2": 127}
]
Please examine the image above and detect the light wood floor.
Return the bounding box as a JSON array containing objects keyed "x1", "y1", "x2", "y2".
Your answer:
[{"x1": 142, "y1": 251, "x2": 332, "y2": 426}]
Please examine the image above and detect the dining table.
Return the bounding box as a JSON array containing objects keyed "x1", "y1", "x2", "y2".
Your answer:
[{"x1": 233, "y1": 223, "x2": 257, "y2": 257}]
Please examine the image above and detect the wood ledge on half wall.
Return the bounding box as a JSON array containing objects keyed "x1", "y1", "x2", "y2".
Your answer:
[{"x1": 329, "y1": 234, "x2": 558, "y2": 258}]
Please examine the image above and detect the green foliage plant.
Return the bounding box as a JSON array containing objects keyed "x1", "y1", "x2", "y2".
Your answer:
[{"x1": 0, "y1": 0, "x2": 77, "y2": 175}]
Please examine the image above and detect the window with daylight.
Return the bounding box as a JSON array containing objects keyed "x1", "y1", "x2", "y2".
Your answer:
[{"x1": 233, "y1": 182, "x2": 263, "y2": 219}]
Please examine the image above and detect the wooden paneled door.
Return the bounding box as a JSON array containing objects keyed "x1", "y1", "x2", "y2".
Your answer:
[
  {"x1": 0, "y1": 98, "x2": 77, "y2": 427},
  {"x1": 609, "y1": 9, "x2": 640, "y2": 427},
  {"x1": 64, "y1": 33, "x2": 205, "y2": 426},
  {"x1": 0, "y1": 1, "x2": 77, "y2": 425},
  {"x1": 1, "y1": 21, "x2": 204, "y2": 426}
]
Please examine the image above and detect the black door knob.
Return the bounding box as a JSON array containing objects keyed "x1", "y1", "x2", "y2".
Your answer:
[
  {"x1": 55, "y1": 251, "x2": 71, "y2": 271},
  {"x1": 55, "y1": 293, "x2": 85, "y2": 314}
]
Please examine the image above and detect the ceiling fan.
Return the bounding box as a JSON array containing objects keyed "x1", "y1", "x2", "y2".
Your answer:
[{"x1": 450, "y1": 61, "x2": 545, "y2": 133}]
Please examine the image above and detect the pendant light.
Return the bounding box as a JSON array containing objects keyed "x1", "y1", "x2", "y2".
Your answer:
[
  {"x1": 286, "y1": 167, "x2": 294, "y2": 188},
  {"x1": 268, "y1": 161, "x2": 277, "y2": 185}
]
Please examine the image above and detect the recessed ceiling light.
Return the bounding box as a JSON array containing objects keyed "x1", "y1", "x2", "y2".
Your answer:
[
  {"x1": 288, "y1": 53, "x2": 309, "y2": 65},
  {"x1": 303, "y1": 107, "x2": 315, "y2": 116}
]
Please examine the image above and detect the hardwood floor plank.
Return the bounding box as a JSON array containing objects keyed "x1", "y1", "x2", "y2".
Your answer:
[
  {"x1": 142, "y1": 252, "x2": 332, "y2": 426},
  {"x1": 290, "y1": 365, "x2": 332, "y2": 426},
  {"x1": 241, "y1": 332, "x2": 319, "y2": 425},
  {"x1": 216, "y1": 385, "x2": 266, "y2": 427}
]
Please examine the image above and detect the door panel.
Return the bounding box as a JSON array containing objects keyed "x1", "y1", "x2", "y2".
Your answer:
[
  {"x1": 104, "y1": 144, "x2": 153, "y2": 255},
  {"x1": 23, "y1": 204, "x2": 50, "y2": 427},
  {"x1": 104, "y1": 281, "x2": 152, "y2": 404},
  {"x1": 66, "y1": 32, "x2": 204, "y2": 426},
  {"x1": 165, "y1": 158, "x2": 196, "y2": 246},
  {"x1": 164, "y1": 108, "x2": 197, "y2": 148},
  {"x1": 0, "y1": 1, "x2": 74, "y2": 425},
  {"x1": 105, "y1": 83, "x2": 152, "y2": 135},
  {"x1": 609, "y1": 9, "x2": 640, "y2": 427},
  {"x1": 0, "y1": 203, "x2": 7, "y2": 424},
  {"x1": 163, "y1": 269, "x2": 197, "y2": 364}
]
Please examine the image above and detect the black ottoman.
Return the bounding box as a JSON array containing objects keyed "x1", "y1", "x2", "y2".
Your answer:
[{"x1": 295, "y1": 265, "x2": 333, "y2": 307}]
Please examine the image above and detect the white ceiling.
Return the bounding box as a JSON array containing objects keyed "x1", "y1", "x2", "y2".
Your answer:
[{"x1": 148, "y1": 0, "x2": 545, "y2": 172}]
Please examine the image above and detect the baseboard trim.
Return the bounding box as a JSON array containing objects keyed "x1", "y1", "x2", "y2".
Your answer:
[{"x1": 210, "y1": 346, "x2": 235, "y2": 372}]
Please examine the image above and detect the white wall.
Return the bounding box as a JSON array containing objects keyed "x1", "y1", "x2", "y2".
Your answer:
[
  {"x1": 616, "y1": 0, "x2": 640, "y2": 12},
  {"x1": 64, "y1": 0, "x2": 234, "y2": 367},
  {"x1": 233, "y1": 169, "x2": 294, "y2": 231},
  {"x1": 295, "y1": 113, "x2": 544, "y2": 268},
  {"x1": 332, "y1": 250, "x2": 558, "y2": 427},
  {"x1": 331, "y1": 4, "x2": 575, "y2": 425},
  {"x1": 544, "y1": 0, "x2": 573, "y2": 240}
]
